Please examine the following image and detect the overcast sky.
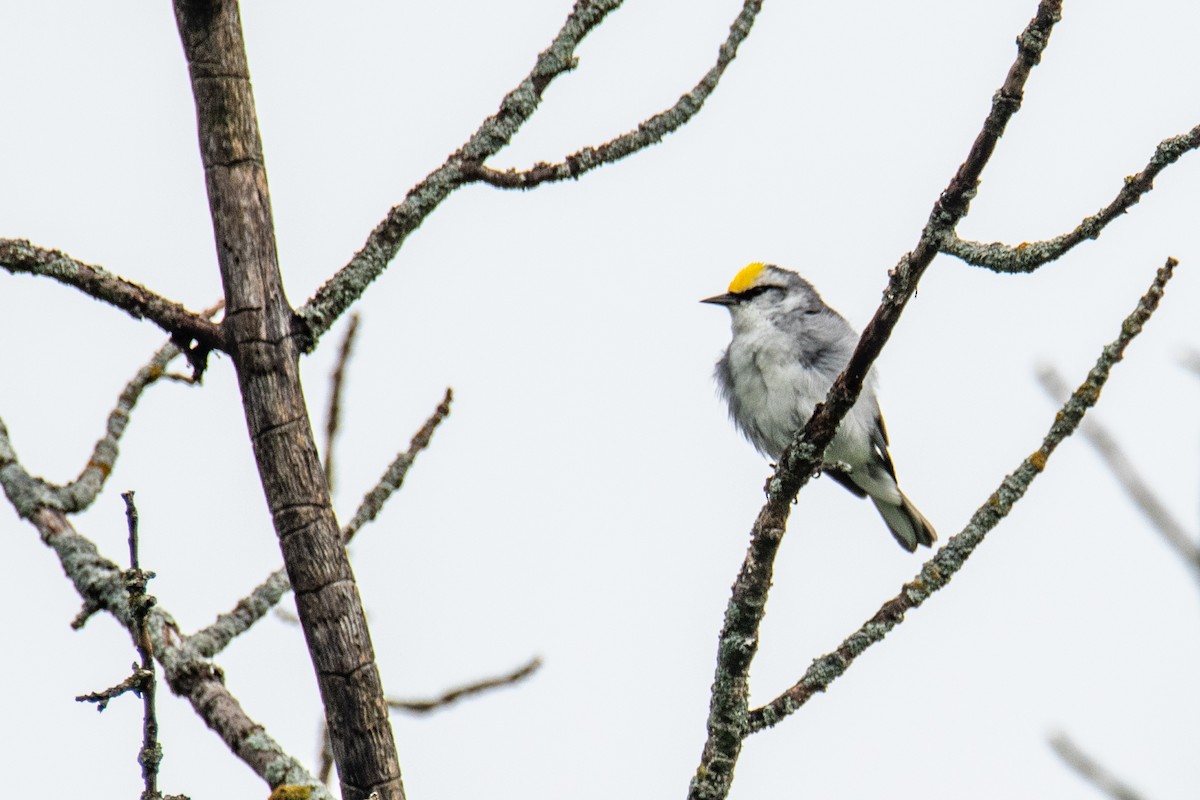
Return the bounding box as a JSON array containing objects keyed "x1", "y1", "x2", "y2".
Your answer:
[{"x1": 3, "y1": 1, "x2": 1199, "y2": 798}]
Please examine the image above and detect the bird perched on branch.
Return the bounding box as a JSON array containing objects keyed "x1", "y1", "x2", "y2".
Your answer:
[{"x1": 703, "y1": 262, "x2": 936, "y2": 551}]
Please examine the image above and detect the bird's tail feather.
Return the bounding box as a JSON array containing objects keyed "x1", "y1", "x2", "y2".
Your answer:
[{"x1": 872, "y1": 492, "x2": 937, "y2": 552}]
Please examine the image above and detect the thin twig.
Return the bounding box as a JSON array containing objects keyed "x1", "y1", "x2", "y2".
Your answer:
[
  {"x1": 941, "y1": 124, "x2": 1200, "y2": 273},
  {"x1": 56, "y1": 302, "x2": 221, "y2": 514},
  {"x1": 0, "y1": 239, "x2": 226, "y2": 375},
  {"x1": 311, "y1": 656, "x2": 542, "y2": 785},
  {"x1": 689, "y1": 5, "x2": 1064, "y2": 798},
  {"x1": 344, "y1": 388, "x2": 453, "y2": 543},
  {"x1": 74, "y1": 492, "x2": 174, "y2": 800},
  {"x1": 464, "y1": 0, "x2": 763, "y2": 190},
  {"x1": 324, "y1": 314, "x2": 361, "y2": 492},
  {"x1": 1037, "y1": 366, "x2": 1200, "y2": 576},
  {"x1": 1049, "y1": 733, "x2": 1148, "y2": 800},
  {"x1": 388, "y1": 657, "x2": 542, "y2": 714},
  {"x1": 745, "y1": 258, "x2": 1177, "y2": 734},
  {"x1": 123, "y1": 491, "x2": 166, "y2": 800}
]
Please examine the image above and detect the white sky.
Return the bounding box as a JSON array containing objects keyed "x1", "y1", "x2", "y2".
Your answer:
[{"x1": 2, "y1": 1, "x2": 1199, "y2": 798}]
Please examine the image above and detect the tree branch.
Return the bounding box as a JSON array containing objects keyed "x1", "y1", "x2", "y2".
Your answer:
[
  {"x1": 343, "y1": 388, "x2": 453, "y2": 543},
  {"x1": 387, "y1": 657, "x2": 542, "y2": 715},
  {"x1": 11, "y1": 496, "x2": 332, "y2": 799},
  {"x1": 171, "y1": 2, "x2": 403, "y2": 796},
  {"x1": 1036, "y1": 365, "x2": 1200, "y2": 577},
  {"x1": 463, "y1": 0, "x2": 763, "y2": 190},
  {"x1": 1049, "y1": 733, "x2": 1148, "y2": 800},
  {"x1": 323, "y1": 314, "x2": 360, "y2": 492},
  {"x1": 295, "y1": 0, "x2": 625, "y2": 349},
  {"x1": 0, "y1": 238, "x2": 226, "y2": 372},
  {"x1": 940, "y1": 124, "x2": 1200, "y2": 272},
  {"x1": 746, "y1": 257, "x2": 1177, "y2": 734},
  {"x1": 688, "y1": 4, "x2": 1064, "y2": 798},
  {"x1": 55, "y1": 304, "x2": 222, "y2": 514}
]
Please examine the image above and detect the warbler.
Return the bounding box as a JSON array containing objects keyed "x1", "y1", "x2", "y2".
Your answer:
[{"x1": 703, "y1": 262, "x2": 936, "y2": 551}]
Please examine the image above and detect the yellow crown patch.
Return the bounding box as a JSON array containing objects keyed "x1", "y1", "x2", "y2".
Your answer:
[{"x1": 727, "y1": 262, "x2": 767, "y2": 294}]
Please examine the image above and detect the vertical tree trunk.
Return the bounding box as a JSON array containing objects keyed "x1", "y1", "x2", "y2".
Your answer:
[{"x1": 171, "y1": 2, "x2": 403, "y2": 797}]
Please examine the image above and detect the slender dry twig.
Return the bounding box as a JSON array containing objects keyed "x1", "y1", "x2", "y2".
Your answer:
[
  {"x1": 73, "y1": 492, "x2": 181, "y2": 800},
  {"x1": 689, "y1": 5, "x2": 1064, "y2": 798},
  {"x1": 464, "y1": 0, "x2": 763, "y2": 190},
  {"x1": 0, "y1": 239, "x2": 226, "y2": 373},
  {"x1": 1037, "y1": 365, "x2": 1200, "y2": 575},
  {"x1": 1049, "y1": 733, "x2": 1148, "y2": 800},
  {"x1": 388, "y1": 657, "x2": 542, "y2": 714},
  {"x1": 324, "y1": 314, "x2": 361, "y2": 492},
  {"x1": 123, "y1": 492, "x2": 167, "y2": 800},
  {"x1": 746, "y1": 258, "x2": 1177, "y2": 734},
  {"x1": 941, "y1": 124, "x2": 1200, "y2": 273},
  {"x1": 314, "y1": 656, "x2": 543, "y2": 784}
]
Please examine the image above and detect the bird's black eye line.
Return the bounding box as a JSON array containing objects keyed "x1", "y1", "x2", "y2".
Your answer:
[{"x1": 735, "y1": 285, "x2": 783, "y2": 301}]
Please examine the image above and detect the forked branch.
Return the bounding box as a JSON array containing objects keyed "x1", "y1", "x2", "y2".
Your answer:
[{"x1": 747, "y1": 258, "x2": 1177, "y2": 733}]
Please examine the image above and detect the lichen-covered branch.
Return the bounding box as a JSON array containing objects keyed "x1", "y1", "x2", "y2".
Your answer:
[
  {"x1": 687, "y1": 5, "x2": 1064, "y2": 798},
  {"x1": 746, "y1": 258, "x2": 1177, "y2": 734},
  {"x1": 343, "y1": 388, "x2": 453, "y2": 542},
  {"x1": 0, "y1": 238, "x2": 226, "y2": 364},
  {"x1": 941, "y1": 124, "x2": 1200, "y2": 272},
  {"x1": 295, "y1": 0, "x2": 625, "y2": 348},
  {"x1": 17, "y1": 502, "x2": 331, "y2": 799},
  {"x1": 464, "y1": 0, "x2": 763, "y2": 190}
]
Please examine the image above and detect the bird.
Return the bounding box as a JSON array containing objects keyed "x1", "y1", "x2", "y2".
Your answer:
[{"x1": 702, "y1": 262, "x2": 936, "y2": 551}]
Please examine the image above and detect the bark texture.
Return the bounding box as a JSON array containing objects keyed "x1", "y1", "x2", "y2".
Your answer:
[{"x1": 171, "y1": 2, "x2": 403, "y2": 798}]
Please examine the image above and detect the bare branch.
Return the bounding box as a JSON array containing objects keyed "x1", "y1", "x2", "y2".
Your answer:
[
  {"x1": 344, "y1": 388, "x2": 453, "y2": 543},
  {"x1": 1049, "y1": 733, "x2": 1148, "y2": 800},
  {"x1": 388, "y1": 657, "x2": 542, "y2": 714},
  {"x1": 689, "y1": 5, "x2": 1064, "y2": 797},
  {"x1": 56, "y1": 304, "x2": 221, "y2": 513},
  {"x1": 0, "y1": 239, "x2": 226, "y2": 367},
  {"x1": 464, "y1": 0, "x2": 763, "y2": 190},
  {"x1": 19, "y1": 500, "x2": 331, "y2": 798},
  {"x1": 941, "y1": 125, "x2": 1200, "y2": 272},
  {"x1": 295, "y1": 1, "x2": 625, "y2": 348},
  {"x1": 746, "y1": 257, "x2": 1177, "y2": 734},
  {"x1": 324, "y1": 314, "x2": 361, "y2": 492},
  {"x1": 122, "y1": 491, "x2": 169, "y2": 800},
  {"x1": 185, "y1": 568, "x2": 292, "y2": 660},
  {"x1": 1037, "y1": 365, "x2": 1200, "y2": 575}
]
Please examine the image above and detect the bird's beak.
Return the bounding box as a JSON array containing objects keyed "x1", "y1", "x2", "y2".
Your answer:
[{"x1": 700, "y1": 293, "x2": 738, "y2": 306}]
